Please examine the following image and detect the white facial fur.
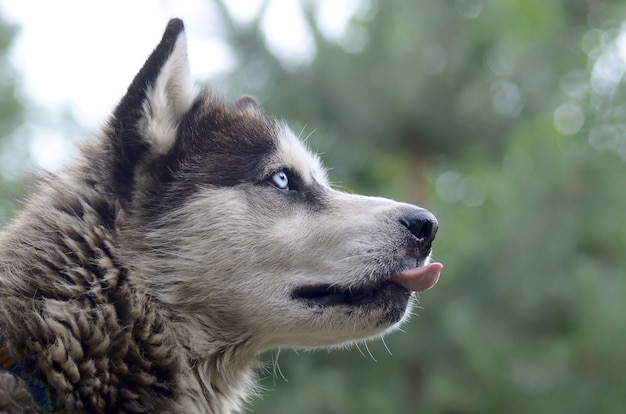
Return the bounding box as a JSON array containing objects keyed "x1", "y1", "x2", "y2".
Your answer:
[{"x1": 130, "y1": 121, "x2": 427, "y2": 353}]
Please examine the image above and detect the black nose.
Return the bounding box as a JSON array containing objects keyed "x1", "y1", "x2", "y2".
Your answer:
[{"x1": 399, "y1": 209, "x2": 439, "y2": 251}]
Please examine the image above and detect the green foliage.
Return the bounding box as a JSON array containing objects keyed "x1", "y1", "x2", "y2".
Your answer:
[
  {"x1": 425, "y1": 117, "x2": 626, "y2": 413},
  {"x1": 0, "y1": 15, "x2": 24, "y2": 223}
]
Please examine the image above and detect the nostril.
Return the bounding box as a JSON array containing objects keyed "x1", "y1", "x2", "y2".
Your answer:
[
  {"x1": 399, "y1": 209, "x2": 439, "y2": 249},
  {"x1": 415, "y1": 220, "x2": 434, "y2": 241}
]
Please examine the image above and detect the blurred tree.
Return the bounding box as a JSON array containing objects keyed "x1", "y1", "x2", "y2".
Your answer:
[
  {"x1": 210, "y1": 0, "x2": 615, "y2": 199},
  {"x1": 0, "y1": 14, "x2": 24, "y2": 224},
  {"x1": 203, "y1": 1, "x2": 626, "y2": 413}
]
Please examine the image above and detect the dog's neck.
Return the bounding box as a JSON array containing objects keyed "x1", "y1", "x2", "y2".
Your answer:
[
  {"x1": 170, "y1": 315, "x2": 260, "y2": 414},
  {"x1": 0, "y1": 181, "x2": 259, "y2": 413}
]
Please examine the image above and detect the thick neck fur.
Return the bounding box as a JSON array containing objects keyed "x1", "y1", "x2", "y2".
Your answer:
[
  {"x1": 0, "y1": 157, "x2": 257, "y2": 413},
  {"x1": 173, "y1": 319, "x2": 259, "y2": 414}
]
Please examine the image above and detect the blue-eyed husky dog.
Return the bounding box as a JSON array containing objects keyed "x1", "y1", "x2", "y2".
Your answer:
[{"x1": 0, "y1": 19, "x2": 442, "y2": 413}]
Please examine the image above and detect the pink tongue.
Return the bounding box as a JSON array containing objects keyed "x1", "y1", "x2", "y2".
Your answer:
[{"x1": 389, "y1": 262, "x2": 443, "y2": 292}]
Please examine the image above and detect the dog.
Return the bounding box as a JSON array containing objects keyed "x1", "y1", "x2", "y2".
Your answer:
[{"x1": 0, "y1": 19, "x2": 442, "y2": 413}]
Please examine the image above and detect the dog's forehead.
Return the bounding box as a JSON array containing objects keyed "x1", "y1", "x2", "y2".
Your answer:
[
  {"x1": 175, "y1": 100, "x2": 328, "y2": 189},
  {"x1": 273, "y1": 123, "x2": 328, "y2": 186}
]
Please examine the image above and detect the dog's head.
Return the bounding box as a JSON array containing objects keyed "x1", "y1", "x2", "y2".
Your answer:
[{"x1": 95, "y1": 19, "x2": 441, "y2": 351}]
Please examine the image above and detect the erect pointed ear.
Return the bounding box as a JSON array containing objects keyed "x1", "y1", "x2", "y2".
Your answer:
[{"x1": 108, "y1": 18, "x2": 196, "y2": 164}]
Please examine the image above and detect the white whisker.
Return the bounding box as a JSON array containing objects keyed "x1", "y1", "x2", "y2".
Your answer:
[
  {"x1": 354, "y1": 343, "x2": 367, "y2": 358},
  {"x1": 364, "y1": 342, "x2": 377, "y2": 362},
  {"x1": 302, "y1": 128, "x2": 318, "y2": 144},
  {"x1": 380, "y1": 337, "x2": 393, "y2": 356},
  {"x1": 272, "y1": 349, "x2": 288, "y2": 383}
]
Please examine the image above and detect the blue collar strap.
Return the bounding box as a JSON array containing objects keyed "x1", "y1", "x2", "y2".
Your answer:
[{"x1": 0, "y1": 346, "x2": 66, "y2": 414}]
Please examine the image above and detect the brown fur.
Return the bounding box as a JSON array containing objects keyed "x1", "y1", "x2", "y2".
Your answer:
[{"x1": 0, "y1": 19, "x2": 439, "y2": 413}]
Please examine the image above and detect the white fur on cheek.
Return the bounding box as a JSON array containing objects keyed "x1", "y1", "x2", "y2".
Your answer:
[{"x1": 142, "y1": 33, "x2": 196, "y2": 154}]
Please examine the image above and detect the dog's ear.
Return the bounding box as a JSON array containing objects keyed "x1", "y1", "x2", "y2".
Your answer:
[
  {"x1": 107, "y1": 18, "x2": 195, "y2": 169},
  {"x1": 233, "y1": 95, "x2": 260, "y2": 112}
]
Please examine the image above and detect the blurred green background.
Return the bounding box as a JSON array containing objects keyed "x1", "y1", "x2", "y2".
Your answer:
[{"x1": 1, "y1": 1, "x2": 625, "y2": 413}]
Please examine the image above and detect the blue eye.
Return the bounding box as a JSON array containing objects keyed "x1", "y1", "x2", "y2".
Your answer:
[{"x1": 270, "y1": 171, "x2": 289, "y2": 189}]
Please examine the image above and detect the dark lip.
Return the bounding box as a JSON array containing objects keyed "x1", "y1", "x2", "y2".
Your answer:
[
  {"x1": 292, "y1": 252, "x2": 432, "y2": 308},
  {"x1": 292, "y1": 280, "x2": 410, "y2": 307}
]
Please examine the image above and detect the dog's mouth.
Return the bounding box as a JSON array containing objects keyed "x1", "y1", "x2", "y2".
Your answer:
[{"x1": 292, "y1": 262, "x2": 442, "y2": 307}]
